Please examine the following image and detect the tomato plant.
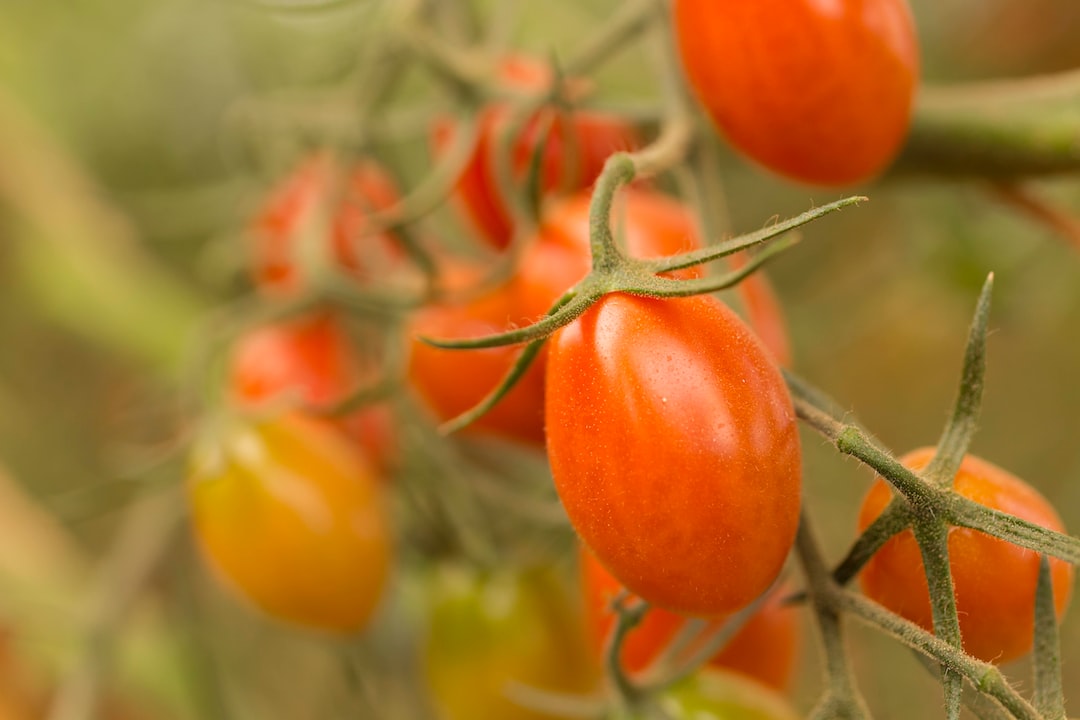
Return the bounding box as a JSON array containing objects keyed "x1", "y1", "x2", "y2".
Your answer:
[
  {"x1": 858, "y1": 447, "x2": 1075, "y2": 663},
  {"x1": 250, "y1": 154, "x2": 405, "y2": 295},
  {"x1": 431, "y1": 55, "x2": 639, "y2": 249},
  {"x1": 673, "y1": 0, "x2": 919, "y2": 185},
  {"x1": 187, "y1": 411, "x2": 392, "y2": 633},
  {"x1": 580, "y1": 546, "x2": 801, "y2": 691},
  {"x1": 407, "y1": 188, "x2": 703, "y2": 446},
  {"x1": 229, "y1": 312, "x2": 395, "y2": 474},
  {"x1": 546, "y1": 293, "x2": 801, "y2": 616},
  {"x1": 636, "y1": 667, "x2": 800, "y2": 720},
  {"x1": 423, "y1": 565, "x2": 598, "y2": 720}
]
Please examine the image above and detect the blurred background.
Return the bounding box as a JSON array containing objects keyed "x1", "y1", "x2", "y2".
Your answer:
[{"x1": 2, "y1": 0, "x2": 1080, "y2": 718}]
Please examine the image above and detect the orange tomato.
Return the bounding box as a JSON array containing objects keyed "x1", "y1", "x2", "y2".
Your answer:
[
  {"x1": 547, "y1": 293, "x2": 801, "y2": 616},
  {"x1": 674, "y1": 0, "x2": 919, "y2": 185},
  {"x1": 187, "y1": 411, "x2": 392, "y2": 632},
  {"x1": 858, "y1": 448, "x2": 1074, "y2": 663},
  {"x1": 580, "y1": 546, "x2": 801, "y2": 691}
]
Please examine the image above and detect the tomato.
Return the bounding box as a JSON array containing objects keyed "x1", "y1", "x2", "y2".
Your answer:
[
  {"x1": 580, "y1": 547, "x2": 801, "y2": 691},
  {"x1": 432, "y1": 56, "x2": 639, "y2": 249},
  {"x1": 407, "y1": 189, "x2": 702, "y2": 446},
  {"x1": 546, "y1": 293, "x2": 801, "y2": 616},
  {"x1": 673, "y1": 0, "x2": 919, "y2": 185},
  {"x1": 187, "y1": 411, "x2": 391, "y2": 632},
  {"x1": 858, "y1": 448, "x2": 1074, "y2": 663},
  {"x1": 423, "y1": 565, "x2": 598, "y2": 720},
  {"x1": 637, "y1": 667, "x2": 800, "y2": 720},
  {"x1": 250, "y1": 153, "x2": 405, "y2": 294},
  {"x1": 229, "y1": 313, "x2": 396, "y2": 474}
]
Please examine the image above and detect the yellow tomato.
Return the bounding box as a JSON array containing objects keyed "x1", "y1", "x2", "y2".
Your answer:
[
  {"x1": 187, "y1": 411, "x2": 392, "y2": 632},
  {"x1": 424, "y1": 565, "x2": 598, "y2": 720}
]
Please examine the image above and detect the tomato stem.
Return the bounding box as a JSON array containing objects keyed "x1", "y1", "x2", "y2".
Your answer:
[{"x1": 1032, "y1": 557, "x2": 1067, "y2": 720}]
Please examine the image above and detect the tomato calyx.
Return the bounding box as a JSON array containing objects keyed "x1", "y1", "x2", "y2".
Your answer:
[{"x1": 419, "y1": 150, "x2": 865, "y2": 435}]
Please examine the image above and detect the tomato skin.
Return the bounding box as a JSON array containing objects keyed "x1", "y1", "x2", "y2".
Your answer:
[
  {"x1": 423, "y1": 565, "x2": 598, "y2": 720},
  {"x1": 546, "y1": 293, "x2": 801, "y2": 616},
  {"x1": 432, "y1": 57, "x2": 639, "y2": 249},
  {"x1": 858, "y1": 448, "x2": 1074, "y2": 663},
  {"x1": 407, "y1": 189, "x2": 703, "y2": 447},
  {"x1": 251, "y1": 154, "x2": 404, "y2": 294},
  {"x1": 673, "y1": 0, "x2": 919, "y2": 185},
  {"x1": 229, "y1": 313, "x2": 396, "y2": 474},
  {"x1": 580, "y1": 547, "x2": 800, "y2": 692},
  {"x1": 187, "y1": 412, "x2": 391, "y2": 633},
  {"x1": 643, "y1": 667, "x2": 800, "y2": 720}
]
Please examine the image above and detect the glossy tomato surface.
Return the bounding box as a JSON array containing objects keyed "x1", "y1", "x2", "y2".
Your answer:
[
  {"x1": 581, "y1": 547, "x2": 801, "y2": 691},
  {"x1": 547, "y1": 293, "x2": 801, "y2": 615},
  {"x1": 229, "y1": 313, "x2": 396, "y2": 474},
  {"x1": 432, "y1": 56, "x2": 639, "y2": 249},
  {"x1": 407, "y1": 189, "x2": 703, "y2": 447},
  {"x1": 187, "y1": 412, "x2": 391, "y2": 633},
  {"x1": 423, "y1": 565, "x2": 598, "y2": 720},
  {"x1": 674, "y1": 0, "x2": 919, "y2": 185},
  {"x1": 643, "y1": 667, "x2": 800, "y2": 720},
  {"x1": 858, "y1": 447, "x2": 1074, "y2": 663},
  {"x1": 251, "y1": 154, "x2": 404, "y2": 294}
]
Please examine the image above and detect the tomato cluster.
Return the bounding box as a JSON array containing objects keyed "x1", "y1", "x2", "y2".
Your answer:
[{"x1": 175, "y1": 9, "x2": 1078, "y2": 718}]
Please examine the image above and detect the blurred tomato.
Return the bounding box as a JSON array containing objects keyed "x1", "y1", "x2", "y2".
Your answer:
[
  {"x1": 642, "y1": 667, "x2": 800, "y2": 720},
  {"x1": 187, "y1": 411, "x2": 391, "y2": 632},
  {"x1": 250, "y1": 153, "x2": 405, "y2": 295},
  {"x1": 407, "y1": 188, "x2": 702, "y2": 446},
  {"x1": 580, "y1": 545, "x2": 800, "y2": 692},
  {"x1": 229, "y1": 313, "x2": 396, "y2": 474},
  {"x1": 424, "y1": 565, "x2": 598, "y2": 720},
  {"x1": 432, "y1": 55, "x2": 639, "y2": 249}
]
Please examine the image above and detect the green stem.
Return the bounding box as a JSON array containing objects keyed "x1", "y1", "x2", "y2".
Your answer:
[
  {"x1": 795, "y1": 512, "x2": 872, "y2": 720},
  {"x1": 911, "y1": 519, "x2": 964, "y2": 720},
  {"x1": 894, "y1": 70, "x2": 1080, "y2": 178},
  {"x1": 838, "y1": 591, "x2": 1040, "y2": 720}
]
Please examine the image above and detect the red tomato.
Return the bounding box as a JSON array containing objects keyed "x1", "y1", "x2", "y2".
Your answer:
[
  {"x1": 580, "y1": 547, "x2": 801, "y2": 691},
  {"x1": 250, "y1": 154, "x2": 405, "y2": 294},
  {"x1": 546, "y1": 293, "x2": 801, "y2": 616},
  {"x1": 407, "y1": 189, "x2": 703, "y2": 447},
  {"x1": 423, "y1": 565, "x2": 598, "y2": 720},
  {"x1": 187, "y1": 411, "x2": 392, "y2": 633},
  {"x1": 674, "y1": 0, "x2": 919, "y2": 185},
  {"x1": 229, "y1": 313, "x2": 395, "y2": 475},
  {"x1": 432, "y1": 56, "x2": 639, "y2": 249},
  {"x1": 858, "y1": 448, "x2": 1074, "y2": 663}
]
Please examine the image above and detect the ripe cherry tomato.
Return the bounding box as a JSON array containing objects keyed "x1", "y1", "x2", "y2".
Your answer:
[
  {"x1": 432, "y1": 56, "x2": 639, "y2": 249},
  {"x1": 546, "y1": 293, "x2": 801, "y2": 616},
  {"x1": 187, "y1": 411, "x2": 391, "y2": 633},
  {"x1": 423, "y1": 565, "x2": 598, "y2": 720},
  {"x1": 229, "y1": 313, "x2": 396, "y2": 474},
  {"x1": 641, "y1": 667, "x2": 800, "y2": 720},
  {"x1": 858, "y1": 448, "x2": 1074, "y2": 663},
  {"x1": 407, "y1": 189, "x2": 703, "y2": 447},
  {"x1": 673, "y1": 0, "x2": 919, "y2": 185},
  {"x1": 580, "y1": 547, "x2": 801, "y2": 691},
  {"x1": 250, "y1": 153, "x2": 404, "y2": 294}
]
